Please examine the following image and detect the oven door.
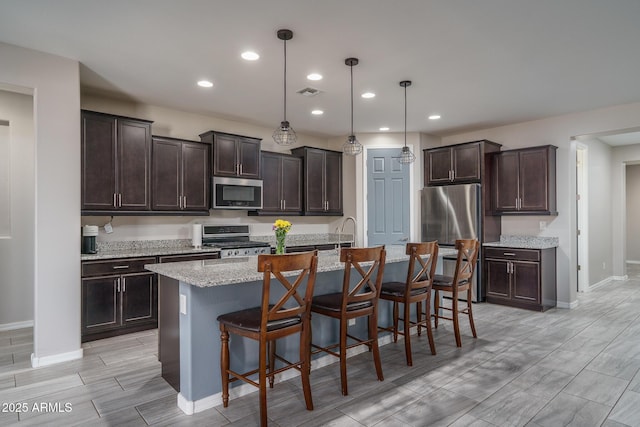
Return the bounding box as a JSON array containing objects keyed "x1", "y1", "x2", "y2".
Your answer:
[{"x1": 212, "y1": 176, "x2": 263, "y2": 209}]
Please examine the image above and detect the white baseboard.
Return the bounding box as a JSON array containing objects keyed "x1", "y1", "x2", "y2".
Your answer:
[
  {"x1": 31, "y1": 348, "x2": 83, "y2": 368},
  {"x1": 626, "y1": 260, "x2": 640, "y2": 264},
  {"x1": 556, "y1": 300, "x2": 579, "y2": 309},
  {"x1": 581, "y1": 275, "x2": 628, "y2": 294},
  {"x1": 177, "y1": 332, "x2": 398, "y2": 415},
  {"x1": 0, "y1": 320, "x2": 34, "y2": 332}
]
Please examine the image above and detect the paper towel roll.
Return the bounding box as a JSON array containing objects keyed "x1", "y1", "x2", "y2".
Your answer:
[{"x1": 192, "y1": 224, "x2": 202, "y2": 249}]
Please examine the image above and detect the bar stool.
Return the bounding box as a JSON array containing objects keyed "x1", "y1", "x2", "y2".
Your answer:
[
  {"x1": 217, "y1": 251, "x2": 318, "y2": 427},
  {"x1": 310, "y1": 246, "x2": 386, "y2": 396},
  {"x1": 432, "y1": 239, "x2": 479, "y2": 347},
  {"x1": 378, "y1": 241, "x2": 438, "y2": 366}
]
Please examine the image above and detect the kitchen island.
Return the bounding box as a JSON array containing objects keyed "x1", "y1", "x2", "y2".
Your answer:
[{"x1": 145, "y1": 245, "x2": 456, "y2": 415}]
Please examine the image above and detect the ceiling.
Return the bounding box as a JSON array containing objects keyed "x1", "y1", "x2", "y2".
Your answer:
[{"x1": 1, "y1": 0, "x2": 640, "y2": 139}]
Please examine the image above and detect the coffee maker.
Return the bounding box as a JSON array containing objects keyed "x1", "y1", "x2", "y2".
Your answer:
[{"x1": 82, "y1": 225, "x2": 99, "y2": 254}]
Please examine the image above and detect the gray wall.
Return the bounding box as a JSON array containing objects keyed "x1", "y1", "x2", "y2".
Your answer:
[
  {"x1": 0, "y1": 90, "x2": 34, "y2": 327},
  {"x1": 626, "y1": 164, "x2": 640, "y2": 262}
]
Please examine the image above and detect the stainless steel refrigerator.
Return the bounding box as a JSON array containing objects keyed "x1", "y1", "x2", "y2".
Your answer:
[{"x1": 421, "y1": 183, "x2": 484, "y2": 301}]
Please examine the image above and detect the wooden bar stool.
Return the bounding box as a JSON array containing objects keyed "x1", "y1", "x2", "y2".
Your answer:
[
  {"x1": 378, "y1": 241, "x2": 438, "y2": 366},
  {"x1": 432, "y1": 239, "x2": 480, "y2": 347},
  {"x1": 217, "y1": 251, "x2": 318, "y2": 427},
  {"x1": 310, "y1": 246, "x2": 386, "y2": 396}
]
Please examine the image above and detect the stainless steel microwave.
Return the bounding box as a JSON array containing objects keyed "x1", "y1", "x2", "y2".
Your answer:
[{"x1": 211, "y1": 176, "x2": 263, "y2": 209}]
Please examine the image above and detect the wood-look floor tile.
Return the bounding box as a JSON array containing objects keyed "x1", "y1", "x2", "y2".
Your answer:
[
  {"x1": 0, "y1": 374, "x2": 83, "y2": 403},
  {"x1": 0, "y1": 342, "x2": 32, "y2": 357},
  {"x1": 0, "y1": 374, "x2": 15, "y2": 390},
  {"x1": 115, "y1": 364, "x2": 161, "y2": 390},
  {"x1": 447, "y1": 413, "x2": 499, "y2": 427},
  {"x1": 9, "y1": 334, "x2": 33, "y2": 346},
  {"x1": 529, "y1": 392, "x2": 610, "y2": 427},
  {"x1": 14, "y1": 355, "x2": 105, "y2": 387},
  {"x1": 289, "y1": 409, "x2": 363, "y2": 427},
  {"x1": 87, "y1": 406, "x2": 148, "y2": 427},
  {"x1": 605, "y1": 390, "x2": 640, "y2": 426},
  {"x1": 17, "y1": 399, "x2": 99, "y2": 426},
  {"x1": 78, "y1": 354, "x2": 159, "y2": 384},
  {"x1": 151, "y1": 407, "x2": 231, "y2": 426},
  {"x1": 564, "y1": 369, "x2": 629, "y2": 406},
  {"x1": 509, "y1": 365, "x2": 574, "y2": 399},
  {"x1": 467, "y1": 384, "x2": 548, "y2": 427},
  {"x1": 587, "y1": 352, "x2": 640, "y2": 380},
  {"x1": 535, "y1": 349, "x2": 596, "y2": 375},
  {"x1": 92, "y1": 376, "x2": 176, "y2": 416},
  {"x1": 0, "y1": 353, "x2": 13, "y2": 367},
  {"x1": 98, "y1": 342, "x2": 158, "y2": 365},
  {"x1": 0, "y1": 408, "x2": 19, "y2": 425},
  {"x1": 558, "y1": 334, "x2": 611, "y2": 357},
  {"x1": 135, "y1": 393, "x2": 183, "y2": 425},
  {"x1": 390, "y1": 388, "x2": 479, "y2": 427}
]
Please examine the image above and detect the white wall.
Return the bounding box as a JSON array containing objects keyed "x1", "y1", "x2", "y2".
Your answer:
[
  {"x1": 0, "y1": 42, "x2": 81, "y2": 364},
  {"x1": 612, "y1": 143, "x2": 640, "y2": 275},
  {"x1": 0, "y1": 90, "x2": 35, "y2": 327},
  {"x1": 80, "y1": 94, "x2": 335, "y2": 240},
  {"x1": 441, "y1": 102, "x2": 640, "y2": 307},
  {"x1": 626, "y1": 164, "x2": 640, "y2": 262}
]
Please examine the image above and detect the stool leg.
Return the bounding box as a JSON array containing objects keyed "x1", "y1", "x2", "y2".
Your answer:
[
  {"x1": 370, "y1": 310, "x2": 384, "y2": 382},
  {"x1": 416, "y1": 301, "x2": 423, "y2": 336},
  {"x1": 392, "y1": 301, "x2": 399, "y2": 343},
  {"x1": 300, "y1": 321, "x2": 314, "y2": 410},
  {"x1": 220, "y1": 328, "x2": 230, "y2": 407},
  {"x1": 425, "y1": 296, "x2": 436, "y2": 355},
  {"x1": 453, "y1": 293, "x2": 462, "y2": 347},
  {"x1": 259, "y1": 338, "x2": 268, "y2": 426},
  {"x1": 403, "y1": 301, "x2": 412, "y2": 366},
  {"x1": 433, "y1": 290, "x2": 440, "y2": 329},
  {"x1": 268, "y1": 339, "x2": 276, "y2": 388},
  {"x1": 339, "y1": 317, "x2": 349, "y2": 396},
  {"x1": 467, "y1": 287, "x2": 477, "y2": 338}
]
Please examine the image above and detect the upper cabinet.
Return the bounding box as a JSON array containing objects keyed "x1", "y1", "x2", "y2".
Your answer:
[
  {"x1": 81, "y1": 110, "x2": 152, "y2": 213},
  {"x1": 291, "y1": 147, "x2": 343, "y2": 215},
  {"x1": 199, "y1": 131, "x2": 261, "y2": 179},
  {"x1": 151, "y1": 136, "x2": 210, "y2": 213},
  {"x1": 256, "y1": 151, "x2": 302, "y2": 215},
  {"x1": 491, "y1": 145, "x2": 557, "y2": 215},
  {"x1": 424, "y1": 140, "x2": 501, "y2": 186}
]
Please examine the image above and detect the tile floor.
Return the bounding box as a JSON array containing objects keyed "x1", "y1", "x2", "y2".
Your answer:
[{"x1": 1, "y1": 274, "x2": 640, "y2": 426}]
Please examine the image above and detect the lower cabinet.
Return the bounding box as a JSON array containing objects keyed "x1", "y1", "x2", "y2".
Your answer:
[
  {"x1": 484, "y1": 247, "x2": 557, "y2": 311},
  {"x1": 81, "y1": 257, "x2": 157, "y2": 342}
]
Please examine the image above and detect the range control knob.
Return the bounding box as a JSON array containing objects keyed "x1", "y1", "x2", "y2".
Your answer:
[{"x1": 234, "y1": 250, "x2": 239, "y2": 256}]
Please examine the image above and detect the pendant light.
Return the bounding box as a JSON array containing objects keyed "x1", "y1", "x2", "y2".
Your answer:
[
  {"x1": 398, "y1": 80, "x2": 416, "y2": 164},
  {"x1": 273, "y1": 29, "x2": 297, "y2": 146},
  {"x1": 343, "y1": 57, "x2": 363, "y2": 156}
]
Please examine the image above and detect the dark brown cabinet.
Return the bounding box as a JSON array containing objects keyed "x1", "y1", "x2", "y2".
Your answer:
[
  {"x1": 424, "y1": 141, "x2": 501, "y2": 186},
  {"x1": 492, "y1": 145, "x2": 557, "y2": 215},
  {"x1": 257, "y1": 151, "x2": 302, "y2": 214},
  {"x1": 199, "y1": 131, "x2": 261, "y2": 178},
  {"x1": 484, "y1": 247, "x2": 556, "y2": 311},
  {"x1": 291, "y1": 147, "x2": 343, "y2": 215},
  {"x1": 81, "y1": 257, "x2": 157, "y2": 342},
  {"x1": 151, "y1": 136, "x2": 210, "y2": 213},
  {"x1": 81, "y1": 110, "x2": 152, "y2": 213}
]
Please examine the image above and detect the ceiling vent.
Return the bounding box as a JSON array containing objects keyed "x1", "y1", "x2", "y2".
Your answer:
[{"x1": 297, "y1": 87, "x2": 322, "y2": 97}]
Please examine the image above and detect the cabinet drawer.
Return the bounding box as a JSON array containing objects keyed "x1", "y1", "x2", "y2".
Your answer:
[
  {"x1": 484, "y1": 248, "x2": 540, "y2": 262},
  {"x1": 82, "y1": 257, "x2": 156, "y2": 277},
  {"x1": 158, "y1": 253, "x2": 220, "y2": 263}
]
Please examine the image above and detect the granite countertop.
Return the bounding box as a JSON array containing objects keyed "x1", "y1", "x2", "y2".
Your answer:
[
  {"x1": 483, "y1": 235, "x2": 559, "y2": 250},
  {"x1": 81, "y1": 239, "x2": 220, "y2": 261},
  {"x1": 145, "y1": 245, "x2": 458, "y2": 288}
]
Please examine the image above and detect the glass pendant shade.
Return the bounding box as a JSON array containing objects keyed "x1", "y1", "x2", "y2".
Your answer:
[
  {"x1": 398, "y1": 80, "x2": 415, "y2": 164},
  {"x1": 273, "y1": 120, "x2": 297, "y2": 146},
  {"x1": 274, "y1": 29, "x2": 297, "y2": 146},
  {"x1": 343, "y1": 134, "x2": 363, "y2": 156}
]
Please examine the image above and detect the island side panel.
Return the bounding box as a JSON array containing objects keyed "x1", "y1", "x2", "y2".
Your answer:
[{"x1": 159, "y1": 275, "x2": 180, "y2": 391}]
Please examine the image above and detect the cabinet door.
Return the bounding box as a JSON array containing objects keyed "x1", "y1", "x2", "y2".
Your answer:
[
  {"x1": 305, "y1": 150, "x2": 327, "y2": 213},
  {"x1": 260, "y1": 152, "x2": 283, "y2": 212},
  {"x1": 493, "y1": 151, "x2": 519, "y2": 212},
  {"x1": 281, "y1": 156, "x2": 302, "y2": 212},
  {"x1": 213, "y1": 134, "x2": 239, "y2": 176},
  {"x1": 82, "y1": 112, "x2": 117, "y2": 210},
  {"x1": 118, "y1": 119, "x2": 151, "y2": 210},
  {"x1": 152, "y1": 138, "x2": 182, "y2": 210},
  {"x1": 512, "y1": 261, "x2": 540, "y2": 304},
  {"x1": 452, "y1": 143, "x2": 481, "y2": 182},
  {"x1": 324, "y1": 151, "x2": 343, "y2": 214},
  {"x1": 237, "y1": 138, "x2": 261, "y2": 178},
  {"x1": 519, "y1": 148, "x2": 549, "y2": 212},
  {"x1": 182, "y1": 141, "x2": 209, "y2": 211},
  {"x1": 427, "y1": 147, "x2": 453, "y2": 185},
  {"x1": 485, "y1": 259, "x2": 511, "y2": 299},
  {"x1": 82, "y1": 276, "x2": 120, "y2": 333},
  {"x1": 121, "y1": 273, "x2": 157, "y2": 325}
]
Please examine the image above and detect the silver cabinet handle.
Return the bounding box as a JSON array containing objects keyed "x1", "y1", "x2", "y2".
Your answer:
[
  {"x1": 240, "y1": 164, "x2": 243, "y2": 175},
  {"x1": 118, "y1": 193, "x2": 122, "y2": 207},
  {"x1": 283, "y1": 199, "x2": 286, "y2": 210},
  {"x1": 112, "y1": 265, "x2": 130, "y2": 270},
  {"x1": 116, "y1": 278, "x2": 121, "y2": 293},
  {"x1": 503, "y1": 252, "x2": 516, "y2": 256},
  {"x1": 183, "y1": 195, "x2": 187, "y2": 209},
  {"x1": 122, "y1": 279, "x2": 126, "y2": 293},
  {"x1": 113, "y1": 193, "x2": 117, "y2": 208},
  {"x1": 179, "y1": 196, "x2": 182, "y2": 209}
]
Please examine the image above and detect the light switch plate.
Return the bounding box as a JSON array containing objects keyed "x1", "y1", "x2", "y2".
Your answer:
[
  {"x1": 180, "y1": 294, "x2": 187, "y2": 315},
  {"x1": 348, "y1": 318, "x2": 356, "y2": 326}
]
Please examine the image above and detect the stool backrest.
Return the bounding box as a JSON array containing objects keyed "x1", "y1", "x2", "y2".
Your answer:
[
  {"x1": 339, "y1": 246, "x2": 386, "y2": 309},
  {"x1": 257, "y1": 250, "x2": 319, "y2": 328},
  {"x1": 405, "y1": 241, "x2": 439, "y2": 293},
  {"x1": 452, "y1": 239, "x2": 480, "y2": 287}
]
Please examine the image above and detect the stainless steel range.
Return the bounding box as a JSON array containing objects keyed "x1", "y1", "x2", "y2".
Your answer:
[{"x1": 202, "y1": 224, "x2": 271, "y2": 258}]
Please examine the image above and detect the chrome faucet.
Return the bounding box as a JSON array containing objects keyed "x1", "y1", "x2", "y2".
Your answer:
[{"x1": 336, "y1": 216, "x2": 357, "y2": 252}]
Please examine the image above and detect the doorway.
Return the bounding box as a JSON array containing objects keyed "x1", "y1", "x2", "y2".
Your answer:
[
  {"x1": 576, "y1": 144, "x2": 589, "y2": 292},
  {"x1": 366, "y1": 148, "x2": 411, "y2": 246}
]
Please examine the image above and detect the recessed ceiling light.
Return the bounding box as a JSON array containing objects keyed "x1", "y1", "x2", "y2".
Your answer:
[
  {"x1": 307, "y1": 73, "x2": 323, "y2": 81},
  {"x1": 361, "y1": 92, "x2": 375, "y2": 99},
  {"x1": 379, "y1": 127, "x2": 390, "y2": 131},
  {"x1": 241, "y1": 51, "x2": 260, "y2": 61},
  {"x1": 428, "y1": 114, "x2": 441, "y2": 120},
  {"x1": 197, "y1": 80, "x2": 213, "y2": 88},
  {"x1": 311, "y1": 109, "x2": 324, "y2": 115}
]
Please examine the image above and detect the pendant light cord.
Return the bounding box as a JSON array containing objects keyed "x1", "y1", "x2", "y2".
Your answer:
[
  {"x1": 283, "y1": 38, "x2": 287, "y2": 123},
  {"x1": 404, "y1": 84, "x2": 407, "y2": 147},
  {"x1": 350, "y1": 63, "x2": 354, "y2": 136}
]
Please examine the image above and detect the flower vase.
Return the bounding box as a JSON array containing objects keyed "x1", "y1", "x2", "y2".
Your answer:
[{"x1": 275, "y1": 233, "x2": 286, "y2": 255}]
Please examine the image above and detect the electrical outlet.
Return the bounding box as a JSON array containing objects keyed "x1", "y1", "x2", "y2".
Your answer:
[
  {"x1": 180, "y1": 294, "x2": 187, "y2": 315},
  {"x1": 348, "y1": 318, "x2": 356, "y2": 326},
  {"x1": 539, "y1": 221, "x2": 547, "y2": 231}
]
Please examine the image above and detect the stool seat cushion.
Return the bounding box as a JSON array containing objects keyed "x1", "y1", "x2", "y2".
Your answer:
[
  {"x1": 217, "y1": 306, "x2": 301, "y2": 332},
  {"x1": 380, "y1": 281, "x2": 428, "y2": 297},
  {"x1": 433, "y1": 274, "x2": 468, "y2": 286},
  {"x1": 311, "y1": 293, "x2": 372, "y2": 312}
]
